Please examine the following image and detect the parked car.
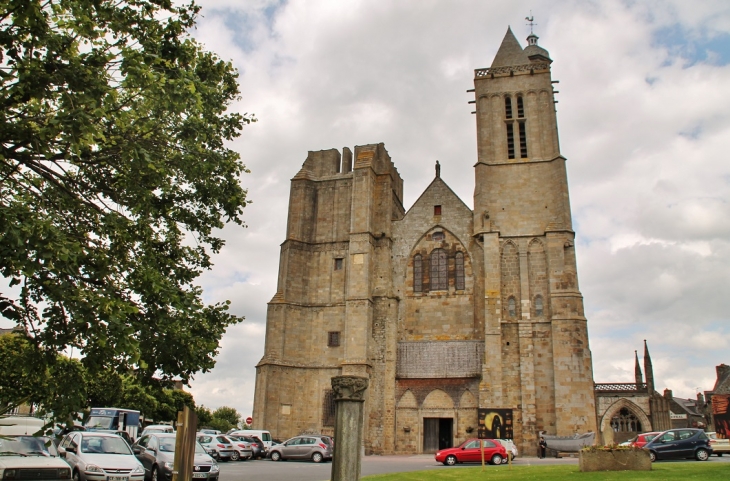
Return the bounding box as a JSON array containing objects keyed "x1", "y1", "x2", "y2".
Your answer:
[
  {"x1": 140, "y1": 425, "x2": 174, "y2": 436},
  {"x1": 619, "y1": 431, "x2": 661, "y2": 448},
  {"x1": 0, "y1": 416, "x2": 72, "y2": 481},
  {"x1": 58, "y1": 431, "x2": 145, "y2": 481},
  {"x1": 195, "y1": 434, "x2": 236, "y2": 461},
  {"x1": 268, "y1": 435, "x2": 333, "y2": 463},
  {"x1": 218, "y1": 435, "x2": 252, "y2": 461},
  {"x1": 227, "y1": 435, "x2": 261, "y2": 459},
  {"x1": 496, "y1": 439, "x2": 518, "y2": 462},
  {"x1": 643, "y1": 428, "x2": 712, "y2": 462},
  {"x1": 198, "y1": 429, "x2": 221, "y2": 435},
  {"x1": 114, "y1": 430, "x2": 135, "y2": 446},
  {"x1": 229, "y1": 430, "x2": 273, "y2": 452},
  {"x1": 707, "y1": 431, "x2": 730, "y2": 456},
  {"x1": 132, "y1": 433, "x2": 219, "y2": 481},
  {"x1": 435, "y1": 438, "x2": 507, "y2": 466}
]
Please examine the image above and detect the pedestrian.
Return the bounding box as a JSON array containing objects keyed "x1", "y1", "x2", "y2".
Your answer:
[{"x1": 539, "y1": 436, "x2": 547, "y2": 459}]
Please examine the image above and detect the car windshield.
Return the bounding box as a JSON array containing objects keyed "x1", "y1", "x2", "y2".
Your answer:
[
  {"x1": 85, "y1": 416, "x2": 114, "y2": 430},
  {"x1": 0, "y1": 436, "x2": 58, "y2": 456},
  {"x1": 159, "y1": 439, "x2": 176, "y2": 452},
  {"x1": 81, "y1": 436, "x2": 132, "y2": 455}
]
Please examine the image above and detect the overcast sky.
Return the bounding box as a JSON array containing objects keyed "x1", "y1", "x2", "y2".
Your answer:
[{"x1": 179, "y1": 0, "x2": 730, "y2": 419}]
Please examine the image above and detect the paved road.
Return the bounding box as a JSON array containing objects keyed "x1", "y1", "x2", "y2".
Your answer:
[
  {"x1": 217, "y1": 454, "x2": 578, "y2": 481},
  {"x1": 217, "y1": 453, "x2": 730, "y2": 481}
]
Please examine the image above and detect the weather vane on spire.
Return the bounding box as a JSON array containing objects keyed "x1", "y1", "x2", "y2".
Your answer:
[{"x1": 525, "y1": 12, "x2": 536, "y2": 33}]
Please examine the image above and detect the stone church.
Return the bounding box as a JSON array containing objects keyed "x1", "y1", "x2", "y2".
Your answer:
[{"x1": 253, "y1": 27, "x2": 598, "y2": 456}]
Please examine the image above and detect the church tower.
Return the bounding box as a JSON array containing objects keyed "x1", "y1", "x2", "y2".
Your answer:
[{"x1": 471, "y1": 28, "x2": 597, "y2": 438}]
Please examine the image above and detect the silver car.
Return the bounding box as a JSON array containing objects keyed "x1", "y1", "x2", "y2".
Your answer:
[
  {"x1": 59, "y1": 431, "x2": 145, "y2": 481},
  {"x1": 195, "y1": 434, "x2": 236, "y2": 461},
  {"x1": 132, "y1": 433, "x2": 219, "y2": 481},
  {"x1": 268, "y1": 435, "x2": 333, "y2": 463}
]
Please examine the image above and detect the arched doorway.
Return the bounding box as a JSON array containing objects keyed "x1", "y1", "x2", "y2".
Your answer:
[{"x1": 600, "y1": 399, "x2": 652, "y2": 445}]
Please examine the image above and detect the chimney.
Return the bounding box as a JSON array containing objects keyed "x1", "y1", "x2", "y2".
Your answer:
[{"x1": 664, "y1": 389, "x2": 673, "y2": 399}]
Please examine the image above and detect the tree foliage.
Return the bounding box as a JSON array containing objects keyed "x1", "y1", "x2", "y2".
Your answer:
[
  {"x1": 0, "y1": 0, "x2": 253, "y2": 411},
  {"x1": 211, "y1": 406, "x2": 240, "y2": 428}
]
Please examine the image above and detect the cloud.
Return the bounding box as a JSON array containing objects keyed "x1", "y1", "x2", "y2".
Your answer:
[{"x1": 184, "y1": 1, "x2": 730, "y2": 415}]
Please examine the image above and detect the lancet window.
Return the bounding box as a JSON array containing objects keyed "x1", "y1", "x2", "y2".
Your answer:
[
  {"x1": 430, "y1": 248, "x2": 448, "y2": 290},
  {"x1": 413, "y1": 254, "x2": 423, "y2": 293}
]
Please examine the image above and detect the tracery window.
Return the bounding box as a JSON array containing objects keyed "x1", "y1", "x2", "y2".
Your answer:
[
  {"x1": 455, "y1": 252, "x2": 465, "y2": 290},
  {"x1": 430, "y1": 248, "x2": 448, "y2": 290},
  {"x1": 610, "y1": 407, "x2": 642, "y2": 433},
  {"x1": 535, "y1": 295, "x2": 543, "y2": 316},
  {"x1": 508, "y1": 297, "x2": 516, "y2": 318},
  {"x1": 413, "y1": 254, "x2": 423, "y2": 293}
]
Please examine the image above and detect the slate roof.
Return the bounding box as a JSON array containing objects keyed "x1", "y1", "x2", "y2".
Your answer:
[{"x1": 490, "y1": 27, "x2": 532, "y2": 68}]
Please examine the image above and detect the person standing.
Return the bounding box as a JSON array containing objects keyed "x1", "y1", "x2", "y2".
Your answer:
[{"x1": 539, "y1": 436, "x2": 547, "y2": 459}]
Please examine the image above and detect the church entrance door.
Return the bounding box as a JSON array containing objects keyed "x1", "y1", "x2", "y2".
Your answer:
[{"x1": 423, "y1": 418, "x2": 453, "y2": 453}]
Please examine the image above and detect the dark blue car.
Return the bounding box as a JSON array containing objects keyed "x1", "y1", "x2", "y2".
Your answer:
[{"x1": 644, "y1": 428, "x2": 712, "y2": 462}]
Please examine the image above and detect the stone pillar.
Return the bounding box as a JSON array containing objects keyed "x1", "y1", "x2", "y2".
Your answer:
[{"x1": 331, "y1": 375, "x2": 369, "y2": 481}]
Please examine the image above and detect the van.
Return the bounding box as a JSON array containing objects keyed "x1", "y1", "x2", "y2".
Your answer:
[
  {"x1": 0, "y1": 416, "x2": 72, "y2": 481},
  {"x1": 229, "y1": 429, "x2": 273, "y2": 452}
]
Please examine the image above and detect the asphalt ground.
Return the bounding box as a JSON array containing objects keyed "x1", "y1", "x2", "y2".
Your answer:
[{"x1": 217, "y1": 453, "x2": 730, "y2": 481}]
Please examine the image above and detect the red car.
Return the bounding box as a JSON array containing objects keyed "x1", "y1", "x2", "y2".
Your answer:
[
  {"x1": 628, "y1": 432, "x2": 661, "y2": 448},
  {"x1": 435, "y1": 439, "x2": 508, "y2": 466}
]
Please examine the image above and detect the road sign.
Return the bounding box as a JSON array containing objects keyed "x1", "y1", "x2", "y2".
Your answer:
[{"x1": 246, "y1": 417, "x2": 253, "y2": 425}]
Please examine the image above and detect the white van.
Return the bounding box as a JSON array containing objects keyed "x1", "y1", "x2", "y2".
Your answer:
[
  {"x1": 0, "y1": 416, "x2": 72, "y2": 481},
  {"x1": 230, "y1": 429, "x2": 273, "y2": 452}
]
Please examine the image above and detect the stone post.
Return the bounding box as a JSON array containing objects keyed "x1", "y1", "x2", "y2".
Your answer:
[{"x1": 331, "y1": 375, "x2": 369, "y2": 481}]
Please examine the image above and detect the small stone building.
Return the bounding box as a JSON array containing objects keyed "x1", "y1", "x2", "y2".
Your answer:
[
  {"x1": 594, "y1": 342, "x2": 671, "y2": 445},
  {"x1": 253, "y1": 27, "x2": 598, "y2": 456}
]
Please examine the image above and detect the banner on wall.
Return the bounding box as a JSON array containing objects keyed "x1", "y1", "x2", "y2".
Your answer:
[
  {"x1": 712, "y1": 394, "x2": 730, "y2": 439},
  {"x1": 477, "y1": 408, "x2": 513, "y2": 439}
]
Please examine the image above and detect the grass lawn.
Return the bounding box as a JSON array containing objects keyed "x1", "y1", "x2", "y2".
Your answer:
[{"x1": 361, "y1": 463, "x2": 729, "y2": 480}]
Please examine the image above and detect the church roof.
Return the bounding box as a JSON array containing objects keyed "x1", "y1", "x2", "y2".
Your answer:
[{"x1": 490, "y1": 27, "x2": 531, "y2": 68}]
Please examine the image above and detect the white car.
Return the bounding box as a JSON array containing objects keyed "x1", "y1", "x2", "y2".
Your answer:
[
  {"x1": 140, "y1": 425, "x2": 174, "y2": 436},
  {"x1": 0, "y1": 416, "x2": 72, "y2": 481},
  {"x1": 496, "y1": 439, "x2": 518, "y2": 462},
  {"x1": 58, "y1": 431, "x2": 145, "y2": 481}
]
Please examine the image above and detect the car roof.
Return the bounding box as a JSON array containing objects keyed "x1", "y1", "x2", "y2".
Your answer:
[{"x1": 78, "y1": 432, "x2": 121, "y2": 438}]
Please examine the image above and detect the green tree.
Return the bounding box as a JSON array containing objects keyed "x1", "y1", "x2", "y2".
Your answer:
[
  {"x1": 195, "y1": 405, "x2": 213, "y2": 426},
  {"x1": 0, "y1": 332, "x2": 86, "y2": 421},
  {"x1": 212, "y1": 406, "x2": 240, "y2": 429},
  {"x1": 0, "y1": 0, "x2": 253, "y2": 417}
]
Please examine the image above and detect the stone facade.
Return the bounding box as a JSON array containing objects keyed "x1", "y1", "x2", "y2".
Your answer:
[
  {"x1": 594, "y1": 342, "x2": 671, "y2": 445},
  {"x1": 253, "y1": 28, "x2": 598, "y2": 456}
]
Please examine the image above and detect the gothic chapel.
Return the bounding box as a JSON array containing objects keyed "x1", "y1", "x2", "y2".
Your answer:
[{"x1": 253, "y1": 27, "x2": 598, "y2": 456}]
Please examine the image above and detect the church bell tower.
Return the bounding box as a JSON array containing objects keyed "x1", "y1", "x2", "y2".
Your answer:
[{"x1": 472, "y1": 27, "x2": 597, "y2": 441}]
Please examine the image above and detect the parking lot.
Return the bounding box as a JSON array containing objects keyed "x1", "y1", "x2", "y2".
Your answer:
[
  {"x1": 217, "y1": 453, "x2": 730, "y2": 481},
  {"x1": 218, "y1": 454, "x2": 574, "y2": 481}
]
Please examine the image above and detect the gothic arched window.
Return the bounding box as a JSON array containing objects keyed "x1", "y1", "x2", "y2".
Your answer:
[
  {"x1": 455, "y1": 252, "x2": 465, "y2": 291},
  {"x1": 535, "y1": 295, "x2": 543, "y2": 317},
  {"x1": 413, "y1": 254, "x2": 423, "y2": 293},
  {"x1": 430, "y1": 248, "x2": 448, "y2": 291},
  {"x1": 508, "y1": 297, "x2": 516, "y2": 318},
  {"x1": 610, "y1": 408, "x2": 642, "y2": 433}
]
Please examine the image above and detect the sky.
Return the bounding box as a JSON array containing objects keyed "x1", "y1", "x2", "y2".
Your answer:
[{"x1": 176, "y1": 0, "x2": 730, "y2": 419}]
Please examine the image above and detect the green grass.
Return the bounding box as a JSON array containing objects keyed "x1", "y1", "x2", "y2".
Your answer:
[{"x1": 361, "y1": 463, "x2": 729, "y2": 480}]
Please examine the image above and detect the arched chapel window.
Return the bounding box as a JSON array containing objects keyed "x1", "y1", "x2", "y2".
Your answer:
[
  {"x1": 455, "y1": 252, "x2": 465, "y2": 291},
  {"x1": 535, "y1": 295, "x2": 543, "y2": 316},
  {"x1": 430, "y1": 248, "x2": 448, "y2": 291},
  {"x1": 413, "y1": 254, "x2": 423, "y2": 293},
  {"x1": 508, "y1": 297, "x2": 516, "y2": 318},
  {"x1": 610, "y1": 408, "x2": 642, "y2": 433}
]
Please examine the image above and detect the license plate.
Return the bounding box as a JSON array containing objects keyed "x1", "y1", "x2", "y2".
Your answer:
[
  {"x1": 192, "y1": 474, "x2": 207, "y2": 478},
  {"x1": 108, "y1": 477, "x2": 128, "y2": 481}
]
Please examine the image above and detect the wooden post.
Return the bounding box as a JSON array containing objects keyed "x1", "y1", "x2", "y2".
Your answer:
[{"x1": 172, "y1": 406, "x2": 198, "y2": 481}]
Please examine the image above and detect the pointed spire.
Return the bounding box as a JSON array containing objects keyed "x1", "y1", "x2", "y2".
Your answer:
[
  {"x1": 644, "y1": 340, "x2": 655, "y2": 392},
  {"x1": 490, "y1": 27, "x2": 531, "y2": 68},
  {"x1": 634, "y1": 350, "x2": 643, "y2": 386}
]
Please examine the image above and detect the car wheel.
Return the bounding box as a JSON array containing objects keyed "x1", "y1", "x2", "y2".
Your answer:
[
  {"x1": 695, "y1": 448, "x2": 709, "y2": 461},
  {"x1": 230, "y1": 451, "x2": 240, "y2": 461},
  {"x1": 444, "y1": 455, "x2": 457, "y2": 466},
  {"x1": 270, "y1": 451, "x2": 281, "y2": 461},
  {"x1": 491, "y1": 454, "x2": 503, "y2": 465},
  {"x1": 312, "y1": 452, "x2": 323, "y2": 463},
  {"x1": 73, "y1": 470, "x2": 81, "y2": 481},
  {"x1": 151, "y1": 466, "x2": 159, "y2": 481},
  {"x1": 718, "y1": 453, "x2": 723, "y2": 457},
  {"x1": 648, "y1": 451, "x2": 656, "y2": 462}
]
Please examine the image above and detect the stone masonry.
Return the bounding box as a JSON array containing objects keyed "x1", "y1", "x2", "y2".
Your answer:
[{"x1": 253, "y1": 27, "x2": 598, "y2": 456}]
